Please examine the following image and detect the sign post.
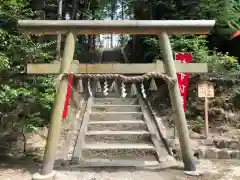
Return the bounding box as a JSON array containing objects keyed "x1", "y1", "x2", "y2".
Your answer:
[{"x1": 197, "y1": 81, "x2": 214, "y2": 139}]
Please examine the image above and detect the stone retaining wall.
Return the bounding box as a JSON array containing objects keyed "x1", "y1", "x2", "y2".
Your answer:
[
  {"x1": 169, "y1": 138, "x2": 240, "y2": 160},
  {"x1": 54, "y1": 80, "x2": 88, "y2": 167}
]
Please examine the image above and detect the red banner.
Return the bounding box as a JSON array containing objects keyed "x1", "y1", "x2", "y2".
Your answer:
[
  {"x1": 62, "y1": 73, "x2": 73, "y2": 119},
  {"x1": 175, "y1": 53, "x2": 192, "y2": 112}
]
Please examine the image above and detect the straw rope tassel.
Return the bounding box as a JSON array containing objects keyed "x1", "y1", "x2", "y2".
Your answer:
[
  {"x1": 130, "y1": 83, "x2": 137, "y2": 96},
  {"x1": 141, "y1": 83, "x2": 146, "y2": 98},
  {"x1": 79, "y1": 79, "x2": 84, "y2": 92},
  {"x1": 103, "y1": 79, "x2": 109, "y2": 96},
  {"x1": 88, "y1": 78, "x2": 93, "y2": 97},
  {"x1": 96, "y1": 80, "x2": 102, "y2": 93},
  {"x1": 149, "y1": 78, "x2": 158, "y2": 91},
  {"x1": 109, "y1": 80, "x2": 116, "y2": 92},
  {"x1": 121, "y1": 81, "x2": 127, "y2": 98}
]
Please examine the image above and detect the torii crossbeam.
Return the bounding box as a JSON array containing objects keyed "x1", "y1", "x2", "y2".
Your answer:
[{"x1": 18, "y1": 20, "x2": 215, "y2": 180}]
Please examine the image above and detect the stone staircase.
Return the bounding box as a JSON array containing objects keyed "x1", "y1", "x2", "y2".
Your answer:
[{"x1": 71, "y1": 91, "x2": 175, "y2": 168}]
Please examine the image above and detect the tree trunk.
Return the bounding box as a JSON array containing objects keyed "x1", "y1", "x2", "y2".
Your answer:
[
  {"x1": 110, "y1": 1, "x2": 115, "y2": 48},
  {"x1": 149, "y1": 0, "x2": 153, "y2": 20},
  {"x1": 121, "y1": 0, "x2": 124, "y2": 46},
  {"x1": 56, "y1": 0, "x2": 63, "y2": 61},
  {"x1": 71, "y1": 0, "x2": 78, "y2": 19}
]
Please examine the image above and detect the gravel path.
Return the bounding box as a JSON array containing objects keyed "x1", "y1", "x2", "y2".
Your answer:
[{"x1": 1, "y1": 159, "x2": 240, "y2": 180}]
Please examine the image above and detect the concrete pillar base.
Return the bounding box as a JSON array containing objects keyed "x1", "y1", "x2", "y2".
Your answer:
[
  {"x1": 184, "y1": 170, "x2": 203, "y2": 176},
  {"x1": 32, "y1": 170, "x2": 57, "y2": 180}
]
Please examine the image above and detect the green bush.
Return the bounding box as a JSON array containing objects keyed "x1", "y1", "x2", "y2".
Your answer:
[
  {"x1": 0, "y1": 0, "x2": 55, "y2": 134},
  {"x1": 143, "y1": 35, "x2": 240, "y2": 74}
]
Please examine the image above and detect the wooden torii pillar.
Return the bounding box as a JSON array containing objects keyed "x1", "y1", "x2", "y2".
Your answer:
[{"x1": 18, "y1": 20, "x2": 215, "y2": 180}]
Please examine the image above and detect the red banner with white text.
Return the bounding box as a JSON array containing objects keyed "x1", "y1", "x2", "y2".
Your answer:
[
  {"x1": 62, "y1": 73, "x2": 73, "y2": 119},
  {"x1": 175, "y1": 53, "x2": 192, "y2": 112}
]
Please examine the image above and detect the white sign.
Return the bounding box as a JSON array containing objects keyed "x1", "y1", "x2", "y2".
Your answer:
[{"x1": 197, "y1": 81, "x2": 214, "y2": 98}]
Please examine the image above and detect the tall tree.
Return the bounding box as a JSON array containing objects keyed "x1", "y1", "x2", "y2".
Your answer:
[{"x1": 56, "y1": 0, "x2": 63, "y2": 61}]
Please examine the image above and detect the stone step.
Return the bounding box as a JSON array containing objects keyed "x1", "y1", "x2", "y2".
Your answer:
[
  {"x1": 82, "y1": 143, "x2": 157, "y2": 161},
  {"x1": 213, "y1": 139, "x2": 240, "y2": 150},
  {"x1": 85, "y1": 130, "x2": 151, "y2": 143},
  {"x1": 89, "y1": 112, "x2": 143, "y2": 121},
  {"x1": 87, "y1": 120, "x2": 148, "y2": 131},
  {"x1": 84, "y1": 143, "x2": 155, "y2": 150},
  {"x1": 75, "y1": 159, "x2": 159, "y2": 167},
  {"x1": 91, "y1": 105, "x2": 141, "y2": 112},
  {"x1": 194, "y1": 147, "x2": 240, "y2": 159},
  {"x1": 93, "y1": 98, "x2": 139, "y2": 105}
]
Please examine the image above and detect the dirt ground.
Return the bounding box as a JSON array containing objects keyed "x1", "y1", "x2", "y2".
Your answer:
[{"x1": 0, "y1": 158, "x2": 240, "y2": 180}]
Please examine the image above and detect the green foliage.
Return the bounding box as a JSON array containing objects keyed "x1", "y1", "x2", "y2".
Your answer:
[
  {"x1": 153, "y1": 0, "x2": 200, "y2": 20},
  {"x1": 195, "y1": 50, "x2": 240, "y2": 73},
  {"x1": 190, "y1": 116, "x2": 204, "y2": 133},
  {"x1": 0, "y1": 0, "x2": 55, "y2": 134},
  {"x1": 141, "y1": 37, "x2": 160, "y2": 61},
  {"x1": 199, "y1": 0, "x2": 225, "y2": 19},
  {"x1": 133, "y1": 0, "x2": 239, "y2": 68},
  {"x1": 142, "y1": 34, "x2": 240, "y2": 73},
  {"x1": 170, "y1": 35, "x2": 208, "y2": 52},
  {"x1": 0, "y1": 52, "x2": 10, "y2": 70},
  {"x1": 227, "y1": 0, "x2": 240, "y2": 32},
  {"x1": 171, "y1": 36, "x2": 240, "y2": 74},
  {"x1": 200, "y1": 0, "x2": 240, "y2": 34}
]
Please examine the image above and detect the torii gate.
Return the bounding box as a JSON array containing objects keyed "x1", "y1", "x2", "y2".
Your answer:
[{"x1": 18, "y1": 20, "x2": 215, "y2": 180}]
